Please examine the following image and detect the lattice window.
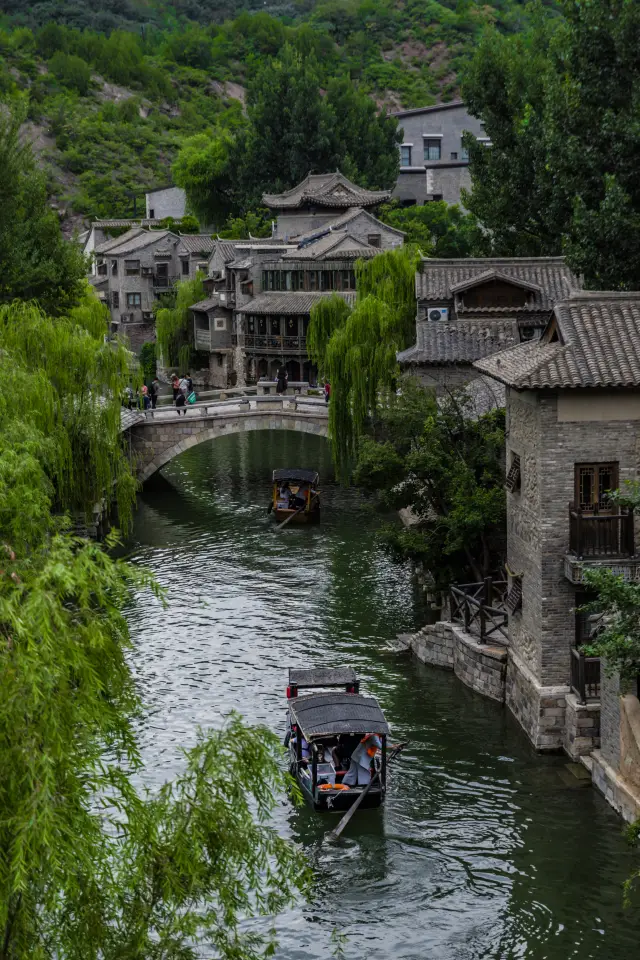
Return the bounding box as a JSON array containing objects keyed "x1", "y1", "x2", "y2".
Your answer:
[
  {"x1": 507, "y1": 576, "x2": 522, "y2": 613},
  {"x1": 576, "y1": 462, "x2": 618, "y2": 512},
  {"x1": 505, "y1": 453, "x2": 521, "y2": 492}
]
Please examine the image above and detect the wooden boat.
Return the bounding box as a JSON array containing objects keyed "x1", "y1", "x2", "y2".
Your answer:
[
  {"x1": 284, "y1": 666, "x2": 390, "y2": 812},
  {"x1": 271, "y1": 468, "x2": 320, "y2": 524}
]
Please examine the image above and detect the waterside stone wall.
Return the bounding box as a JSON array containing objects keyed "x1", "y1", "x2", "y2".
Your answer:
[
  {"x1": 563, "y1": 693, "x2": 600, "y2": 759},
  {"x1": 409, "y1": 621, "x2": 507, "y2": 703}
]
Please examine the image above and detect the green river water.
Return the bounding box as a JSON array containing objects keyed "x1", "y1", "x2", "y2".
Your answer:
[{"x1": 124, "y1": 430, "x2": 639, "y2": 959}]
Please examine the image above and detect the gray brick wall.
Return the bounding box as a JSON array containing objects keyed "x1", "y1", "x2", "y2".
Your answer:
[{"x1": 404, "y1": 363, "x2": 480, "y2": 393}]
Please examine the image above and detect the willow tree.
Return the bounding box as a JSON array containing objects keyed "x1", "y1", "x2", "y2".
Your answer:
[
  {"x1": 308, "y1": 246, "x2": 419, "y2": 477},
  {"x1": 0, "y1": 293, "x2": 310, "y2": 955},
  {"x1": 0, "y1": 291, "x2": 137, "y2": 529},
  {"x1": 156, "y1": 274, "x2": 205, "y2": 372}
]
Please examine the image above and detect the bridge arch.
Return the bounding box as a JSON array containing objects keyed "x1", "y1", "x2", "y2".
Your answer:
[{"x1": 128, "y1": 398, "x2": 329, "y2": 481}]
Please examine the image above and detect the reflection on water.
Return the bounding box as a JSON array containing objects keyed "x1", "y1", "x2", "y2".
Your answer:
[{"x1": 124, "y1": 431, "x2": 639, "y2": 959}]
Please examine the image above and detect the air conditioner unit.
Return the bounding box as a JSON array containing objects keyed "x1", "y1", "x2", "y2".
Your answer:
[
  {"x1": 141, "y1": 266, "x2": 153, "y2": 276},
  {"x1": 427, "y1": 307, "x2": 448, "y2": 322}
]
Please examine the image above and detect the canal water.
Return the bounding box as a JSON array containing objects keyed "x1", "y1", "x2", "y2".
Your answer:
[{"x1": 124, "y1": 430, "x2": 639, "y2": 959}]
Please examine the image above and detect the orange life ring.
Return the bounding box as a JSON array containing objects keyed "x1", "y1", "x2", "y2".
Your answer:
[{"x1": 318, "y1": 783, "x2": 350, "y2": 791}]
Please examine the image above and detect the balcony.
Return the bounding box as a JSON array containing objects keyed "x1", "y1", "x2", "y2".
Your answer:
[
  {"x1": 243, "y1": 335, "x2": 307, "y2": 354},
  {"x1": 570, "y1": 647, "x2": 601, "y2": 703},
  {"x1": 564, "y1": 504, "x2": 640, "y2": 583},
  {"x1": 152, "y1": 274, "x2": 178, "y2": 293}
]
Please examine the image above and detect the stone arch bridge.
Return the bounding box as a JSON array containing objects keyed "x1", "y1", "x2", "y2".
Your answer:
[{"x1": 126, "y1": 395, "x2": 329, "y2": 481}]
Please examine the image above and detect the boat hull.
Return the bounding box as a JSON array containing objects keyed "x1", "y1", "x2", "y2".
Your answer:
[
  {"x1": 274, "y1": 507, "x2": 320, "y2": 524},
  {"x1": 290, "y1": 758, "x2": 384, "y2": 811}
]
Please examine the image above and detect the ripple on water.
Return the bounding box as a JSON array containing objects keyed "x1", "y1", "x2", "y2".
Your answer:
[{"x1": 124, "y1": 433, "x2": 639, "y2": 960}]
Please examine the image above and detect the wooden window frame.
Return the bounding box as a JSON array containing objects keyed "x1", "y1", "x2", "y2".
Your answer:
[
  {"x1": 126, "y1": 292, "x2": 141, "y2": 308},
  {"x1": 575, "y1": 462, "x2": 618, "y2": 513}
]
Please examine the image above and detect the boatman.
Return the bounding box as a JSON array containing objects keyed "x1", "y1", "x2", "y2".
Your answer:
[{"x1": 342, "y1": 733, "x2": 382, "y2": 786}]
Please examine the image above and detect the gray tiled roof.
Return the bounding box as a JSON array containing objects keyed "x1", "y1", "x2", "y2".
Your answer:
[
  {"x1": 190, "y1": 298, "x2": 220, "y2": 312},
  {"x1": 96, "y1": 229, "x2": 178, "y2": 256},
  {"x1": 177, "y1": 234, "x2": 215, "y2": 255},
  {"x1": 263, "y1": 172, "x2": 390, "y2": 209},
  {"x1": 94, "y1": 227, "x2": 146, "y2": 255},
  {"x1": 295, "y1": 207, "x2": 405, "y2": 244},
  {"x1": 416, "y1": 257, "x2": 580, "y2": 310},
  {"x1": 397, "y1": 320, "x2": 519, "y2": 365},
  {"x1": 475, "y1": 292, "x2": 640, "y2": 389},
  {"x1": 94, "y1": 218, "x2": 162, "y2": 228},
  {"x1": 284, "y1": 231, "x2": 379, "y2": 261},
  {"x1": 236, "y1": 291, "x2": 356, "y2": 315}
]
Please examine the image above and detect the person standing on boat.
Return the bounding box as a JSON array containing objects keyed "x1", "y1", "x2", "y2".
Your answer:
[
  {"x1": 276, "y1": 364, "x2": 288, "y2": 395},
  {"x1": 342, "y1": 733, "x2": 382, "y2": 786}
]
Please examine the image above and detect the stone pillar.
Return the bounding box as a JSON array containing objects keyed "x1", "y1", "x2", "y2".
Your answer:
[{"x1": 563, "y1": 692, "x2": 600, "y2": 759}]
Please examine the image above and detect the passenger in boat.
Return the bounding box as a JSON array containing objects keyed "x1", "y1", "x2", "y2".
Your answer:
[
  {"x1": 342, "y1": 733, "x2": 382, "y2": 786},
  {"x1": 331, "y1": 736, "x2": 352, "y2": 772}
]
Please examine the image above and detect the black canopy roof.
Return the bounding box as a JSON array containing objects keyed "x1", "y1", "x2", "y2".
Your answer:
[
  {"x1": 289, "y1": 667, "x2": 357, "y2": 689},
  {"x1": 289, "y1": 693, "x2": 389, "y2": 740},
  {"x1": 273, "y1": 468, "x2": 319, "y2": 483}
]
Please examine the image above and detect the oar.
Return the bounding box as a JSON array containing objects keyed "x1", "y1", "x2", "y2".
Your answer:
[
  {"x1": 275, "y1": 504, "x2": 306, "y2": 531},
  {"x1": 326, "y1": 741, "x2": 408, "y2": 843}
]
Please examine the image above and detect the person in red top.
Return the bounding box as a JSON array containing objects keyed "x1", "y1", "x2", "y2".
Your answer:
[{"x1": 323, "y1": 380, "x2": 331, "y2": 404}]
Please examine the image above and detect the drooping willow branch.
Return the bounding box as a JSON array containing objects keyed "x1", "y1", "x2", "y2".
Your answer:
[{"x1": 308, "y1": 246, "x2": 419, "y2": 479}]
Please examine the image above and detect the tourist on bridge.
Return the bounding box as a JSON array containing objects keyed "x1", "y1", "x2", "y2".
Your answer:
[
  {"x1": 276, "y1": 364, "x2": 288, "y2": 395},
  {"x1": 150, "y1": 377, "x2": 160, "y2": 409},
  {"x1": 323, "y1": 380, "x2": 331, "y2": 404},
  {"x1": 171, "y1": 374, "x2": 180, "y2": 401},
  {"x1": 141, "y1": 384, "x2": 151, "y2": 410}
]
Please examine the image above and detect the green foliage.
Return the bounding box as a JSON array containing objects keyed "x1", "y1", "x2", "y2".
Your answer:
[
  {"x1": 378, "y1": 200, "x2": 483, "y2": 256},
  {"x1": 219, "y1": 207, "x2": 272, "y2": 238},
  {"x1": 156, "y1": 273, "x2": 206, "y2": 370},
  {"x1": 463, "y1": 0, "x2": 640, "y2": 286},
  {"x1": 0, "y1": 105, "x2": 87, "y2": 315},
  {"x1": 581, "y1": 569, "x2": 640, "y2": 682},
  {"x1": 308, "y1": 247, "x2": 419, "y2": 478},
  {"x1": 139, "y1": 342, "x2": 157, "y2": 383},
  {"x1": 354, "y1": 377, "x2": 506, "y2": 586},
  {"x1": 48, "y1": 49, "x2": 91, "y2": 93}
]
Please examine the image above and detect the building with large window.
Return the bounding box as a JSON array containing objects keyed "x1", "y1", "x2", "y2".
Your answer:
[
  {"x1": 190, "y1": 172, "x2": 405, "y2": 387},
  {"x1": 392, "y1": 101, "x2": 487, "y2": 207}
]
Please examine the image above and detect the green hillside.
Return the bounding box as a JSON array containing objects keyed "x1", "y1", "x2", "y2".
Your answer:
[{"x1": 0, "y1": 1, "x2": 554, "y2": 227}]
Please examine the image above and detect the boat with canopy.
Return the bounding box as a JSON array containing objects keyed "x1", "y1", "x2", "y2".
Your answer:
[
  {"x1": 270, "y1": 468, "x2": 320, "y2": 524},
  {"x1": 284, "y1": 666, "x2": 391, "y2": 811}
]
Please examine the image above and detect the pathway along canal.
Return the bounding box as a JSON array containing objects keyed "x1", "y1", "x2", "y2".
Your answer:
[{"x1": 124, "y1": 430, "x2": 639, "y2": 959}]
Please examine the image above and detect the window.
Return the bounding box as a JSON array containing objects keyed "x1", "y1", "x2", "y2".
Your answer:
[
  {"x1": 575, "y1": 462, "x2": 618, "y2": 512},
  {"x1": 367, "y1": 234, "x2": 381, "y2": 248},
  {"x1": 112, "y1": 291, "x2": 119, "y2": 309},
  {"x1": 270, "y1": 317, "x2": 280, "y2": 335},
  {"x1": 423, "y1": 138, "x2": 441, "y2": 161},
  {"x1": 505, "y1": 453, "x2": 521, "y2": 492},
  {"x1": 431, "y1": 194, "x2": 443, "y2": 201},
  {"x1": 461, "y1": 141, "x2": 469, "y2": 161},
  {"x1": 97, "y1": 261, "x2": 107, "y2": 276},
  {"x1": 181, "y1": 259, "x2": 190, "y2": 276},
  {"x1": 400, "y1": 145, "x2": 412, "y2": 167},
  {"x1": 217, "y1": 354, "x2": 224, "y2": 367},
  {"x1": 111, "y1": 259, "x2": 118, "y2": 275},
  {"x1": 450, "y1": 152, "x2": 458, "y2": 160},
  {"x1": 309, "y1": 271, "x2": 318, "y2": 291},
  {"x1": 149, "y1": 208, "x2": 155, "y2": 218},
  {"x1": 214, "y1": 318, "x2": 226, "y2": 331},
  {"x1": 125, "y1": 260, "x2": 140, "y2": 276},
  {"x1": 126, "y1": 292, "x2": 141, "y2": 307}
]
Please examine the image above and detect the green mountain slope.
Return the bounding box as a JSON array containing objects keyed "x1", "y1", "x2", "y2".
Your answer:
[{"x1": 0, "y1": 1, "x2": 554, "y2": 227}]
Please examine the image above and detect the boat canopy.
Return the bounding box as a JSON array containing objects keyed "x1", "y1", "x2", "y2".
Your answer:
[
  {"x1": 289, "y1": 667, "x2": 358, "y2": 690},
  {"x1": 273, "y1": 468, "x2": 319, "y2": 484},
  {"x1": 289, "y1": 693, "x2": 390, "y2": 740}
]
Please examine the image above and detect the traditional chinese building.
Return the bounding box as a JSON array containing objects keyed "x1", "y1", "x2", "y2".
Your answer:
[
  {"x1": 398, "y1": 257, "x2": 580, "y2": 393},
  {"x1": 190, "y1": 172, "x2": 404, "y2": 388}
]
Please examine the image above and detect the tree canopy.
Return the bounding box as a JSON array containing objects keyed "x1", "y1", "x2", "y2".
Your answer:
[
  {"x1": 463, "y1": 0, "x2": 640, "y2": 287},
  {"x1": 0, "y1": 107, "x2": 86, "y2": 315},
  {"x1": 174, "y1": 45, "x2": 401, "y2": 226}
]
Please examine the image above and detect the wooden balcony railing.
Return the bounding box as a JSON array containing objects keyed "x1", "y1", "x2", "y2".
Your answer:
[
  {"x1": 152, "y1": 274, "x2": 178, "y2": 290},
  {"x1": 450, "y1": 577, "x2": 509, "y2": 644},
  {"x1": 570, "y1": 647, "x2": 601, "y2": 703},
  {"x1": 243, "y1": 335, "x2": 307, "y2": 353},
  {"x1": 569, "y1": 504, "x2": 635, "y2": 558}
]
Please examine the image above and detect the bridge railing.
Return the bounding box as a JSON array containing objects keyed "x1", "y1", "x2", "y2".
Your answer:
[{"x1": 137, "y1": 394, "x2": 327, "y2": 423}]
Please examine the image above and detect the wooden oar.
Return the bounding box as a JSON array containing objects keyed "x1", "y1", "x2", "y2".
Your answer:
[
  {"x1": 325, "y1": 775, "x2": 378, "y2": 843},
  {"x1": 326, "y1": 741, "x2": 408, "y2": 843},
  {"x1": 275, "y1": 504, "x2": 306, "y2": 531}
]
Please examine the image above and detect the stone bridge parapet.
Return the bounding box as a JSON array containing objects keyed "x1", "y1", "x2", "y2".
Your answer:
[{"x1": 128, "y1": 395, "x2": 329, "y2": 480}]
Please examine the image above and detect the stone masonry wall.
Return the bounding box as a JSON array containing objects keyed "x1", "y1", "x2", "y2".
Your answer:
[
  {"x1": 405, "y1": 363, "x2": 480, "y2": 394},
  {"x1": 599, "y1": 666, "x2": 622, "y2": 770},
  {"x1": 563, "y1": 693, "x2": 600, "y2": 759},
  {"x1": 506, "y1": 651, "x2": 568, "y2": 750},
  {"x1": 409, "y1": 620, "x2": 507, "y2": 703}
]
